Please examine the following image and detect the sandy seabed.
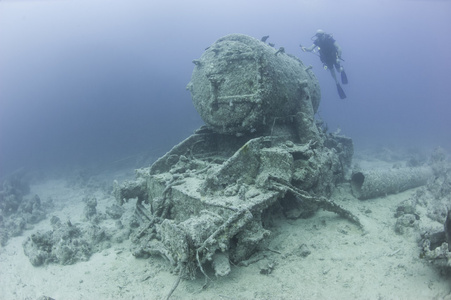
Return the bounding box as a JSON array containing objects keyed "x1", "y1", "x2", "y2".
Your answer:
[{"x1": 1, "y1": 159, "x2": 450, "y2": 300}]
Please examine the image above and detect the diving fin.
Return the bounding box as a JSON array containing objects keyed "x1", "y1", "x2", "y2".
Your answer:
[
  {"x1": 337, "y1": 83, "x2": 346, "y2": 99},
  {"x1": 341, "y1": 70, "x2": 348, "y2": 85}
]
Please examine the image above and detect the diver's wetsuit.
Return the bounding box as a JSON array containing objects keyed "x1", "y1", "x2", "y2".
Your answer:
[
  {"x1": 314, "y1": 34, "x2": 339, "y2": 70},
  {"x1": 302, "y1": 30, "x2": 348, "y2": 99}
]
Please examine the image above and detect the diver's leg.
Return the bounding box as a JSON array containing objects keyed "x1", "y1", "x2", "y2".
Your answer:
[
  {"x1": 329, "y1": 68, "x2": 339, "y2": 85},
  {"x1": 331, "y1": 68, "x2": 346, "y2": 99}
]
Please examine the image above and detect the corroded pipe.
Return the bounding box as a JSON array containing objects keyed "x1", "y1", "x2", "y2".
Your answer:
[{"x1": 351, "y1": 166, "x2": 433, "y2": 200}]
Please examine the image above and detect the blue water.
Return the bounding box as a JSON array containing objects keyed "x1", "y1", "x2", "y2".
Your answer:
[{"x1": 1, "y1": 0, "x2": 450, "y2": 178}]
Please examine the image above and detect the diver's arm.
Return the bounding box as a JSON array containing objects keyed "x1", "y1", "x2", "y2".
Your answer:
[
  {"x1": 301, "y1": 44, "x2": 316, "y2": 52},
  {"x1": 334, "y1": 41, "x2": 343, "y2": 59}
]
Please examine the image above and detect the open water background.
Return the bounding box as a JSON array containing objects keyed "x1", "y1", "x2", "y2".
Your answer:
[{"x1": 1, "y1": 0, "x2": 450, "y2": 177}]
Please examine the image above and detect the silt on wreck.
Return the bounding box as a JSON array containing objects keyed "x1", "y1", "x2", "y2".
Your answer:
[{"x1": 114, "y1": 34, "x2": 359, "y2": 279}]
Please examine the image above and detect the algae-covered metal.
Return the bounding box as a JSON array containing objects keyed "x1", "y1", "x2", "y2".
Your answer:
[
  {"x1": 115, "y1": 130, "x2": 357, "y2": 278},
  {"x1": 187, "y1": 34, "x2": 320, "y2": 138},
  {"x1": 351, "y1": 166, "x2": 433, "y2": 200},
  {"x1": 114, "y1": 34, "x2": 359, "y2": 279}
]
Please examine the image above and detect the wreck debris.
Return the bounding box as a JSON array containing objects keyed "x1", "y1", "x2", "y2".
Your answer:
[
  {"x1": 186, "y1": 34, "x2": 320, "y2": 140},
  {"x1": 114, "y1": 34, "x2": 360, "y2": 280},
  {"x1": 267, "y1": 175, "x2": 362, "y2": 228},
  {"x1": 446, "y1": 210, "x2": 451, "y2": 251},
  {"x1": 115, "y1": 133, "x2": 358, "y2": 280},
  {"x1": 400, "y1": 148, "x2": 451, "y2": 272},
  {"x1": 350, "y1": 166, "x2": 433, "y2": 200},
  {"x1": 421, "y1": 231, "x2": 451, "y2": 271}
]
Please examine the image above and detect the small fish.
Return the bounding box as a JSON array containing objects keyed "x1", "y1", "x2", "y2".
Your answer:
[
  {"x1": 275, "y1": 47, "x2": 285, "y2": 56},
  {"x1": 261, "y1": 35, "x2": 269, "y2": 42}
]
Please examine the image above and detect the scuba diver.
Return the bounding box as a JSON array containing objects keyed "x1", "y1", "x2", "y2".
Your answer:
[{"x1": 301, "y1": 29, "x2": 348, "y2": 99}]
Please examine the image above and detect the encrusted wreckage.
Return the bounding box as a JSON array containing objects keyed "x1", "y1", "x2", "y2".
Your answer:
[
  {"x1": 419, "y1": 149, "x2": 451, "y2": 271},
  {"x1": 351, "y1": 166, "x2": 433, "y2": 200},
  {"x1": 114, "y1": 34, "x2": 360, "y2": 279}
]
